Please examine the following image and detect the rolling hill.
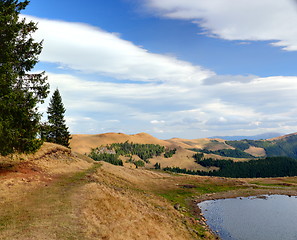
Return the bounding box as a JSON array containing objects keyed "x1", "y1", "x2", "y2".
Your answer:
[
  {"x1": 70, "y1": 132, "x2": 170, "y2": 155},
  {"x1": 166, "y1": 132, "x2": 297, "y2": 160},
  {"x1": 2, "y1": 137, "x2": 297, "y2": 239},
  {"x1": 70, "y1": 132, "x2": 297, "y2": 171},
  {"x1": 0, "y1": 142, "x2": 213, "y2": 239}
]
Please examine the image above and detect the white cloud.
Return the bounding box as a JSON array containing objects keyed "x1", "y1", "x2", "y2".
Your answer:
[
  {"x1": 24, "y1": 15, "x2": 213, "y2": 83},
  {"x1": 150, "y1": 120, "x2": 166, "y2": 124},
  {"x1": 25, "y1": 13, "x2": 297, "y2": 138},
  {"x1": 144, "y1": 0, "x2": 297, "y2": 51},
  {"x1": 42, "y1": 72, "x2": 297, "y2": 138}
]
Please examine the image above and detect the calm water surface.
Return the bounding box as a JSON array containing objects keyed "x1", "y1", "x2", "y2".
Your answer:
[{"x1": 198, "y1": 195, "x2": 297, "y2": 240}]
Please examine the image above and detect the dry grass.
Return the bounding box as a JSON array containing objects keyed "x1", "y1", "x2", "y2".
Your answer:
[
  {"x1": 76, "y1": 183, "x2": 193, "y2": 240},
  {"x1": 166, "y1": 138, "x2": 212, "y2": 149},
  {"x1": 244, "y1": 146, "x2": 266, "y2": 157},
  {"x1": 0, "y1": 145, "x2": 94, "y2": 240},
  {"x1": 148, "y1": 148, "x2": 207, "y2": 171},
  {"x1": 70, "y1": 132, "x2": 170, "y2": 155},
  {"x1": 70, "y1": 133, "x2": 209, "y2": 170},
  {"x1": 0, "y1": 144, "x2": 211, "y2": 240},
  {"x1": 2, "y1": 142, "x2": 297, "y2": 240}
]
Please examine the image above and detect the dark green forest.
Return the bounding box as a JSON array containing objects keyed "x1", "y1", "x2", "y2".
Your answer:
[
  {"x1": 226, "y1": 135, "x2": 297, "y2": 159},
  {"x1": 191, "y1": 135, "x2": 297, "y2": 160},
  {"x1": 107, "y1": 142, "x2": 165, "y2": 162},
  {"x1": 89, "y1": 142, "x2": 176, "y2": 166},
  {"x1": 88, "y1": 151, "x2": 123, "y2": 166},
  {"x1": 164, "y1": 156, "x2": 297, "y2": 178},
  {"x1": 190, "y1": 148, "x2": 255, "y2": 158},
  {"x1": 164, "y1": 148, "x2": 177, "y2": 158}
]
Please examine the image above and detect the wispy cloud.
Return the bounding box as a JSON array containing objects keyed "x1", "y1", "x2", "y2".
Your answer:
[
  {"x1": 25, "y1": 15, "x2": 212, "y2": 83},
  {"x1": 144, "y1": 0, "x2": 297, "y2": 51}
]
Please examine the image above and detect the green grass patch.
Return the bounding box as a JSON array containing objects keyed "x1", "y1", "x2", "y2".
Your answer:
[
  {"x1": 159, "y1": 189, "x2": 194, "y2": 207},
  {"x1": 158, "y1": 186, "x2": 217, "y2": 239},
  {"x1": 195, "y1": 184, "x2": 240, "y2": 194}
]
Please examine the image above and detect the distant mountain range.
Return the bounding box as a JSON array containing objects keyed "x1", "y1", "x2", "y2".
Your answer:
[{"x1": 210, "y1": 132, "x2": 283, "y2": 141}]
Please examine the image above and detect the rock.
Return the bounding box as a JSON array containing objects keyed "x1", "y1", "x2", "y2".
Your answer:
[{"x1": 174, "y1": 203, "x2": 181, "y2": 210}]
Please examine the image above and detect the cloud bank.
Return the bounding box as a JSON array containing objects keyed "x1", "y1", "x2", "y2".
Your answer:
[
  {"x1": 24, "y1": 13, "x2": 297, "y2": 138},
  {"x1": 44, "y1": 72, "x2": 297, "y2": 138}
]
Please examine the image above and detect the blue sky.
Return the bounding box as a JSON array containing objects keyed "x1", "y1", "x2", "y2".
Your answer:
[{"x1": 22, "y1": 0, "x2": 297, "y2": 139}]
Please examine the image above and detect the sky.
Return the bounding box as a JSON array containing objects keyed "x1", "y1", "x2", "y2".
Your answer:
[{"x1": 21, "y1": 0, "x2": 297, "y2": 139}]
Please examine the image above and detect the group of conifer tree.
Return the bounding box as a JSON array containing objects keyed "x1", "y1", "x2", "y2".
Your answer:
[{"x1": 0, "y1": 0, "x2": 70, "y2": 156}]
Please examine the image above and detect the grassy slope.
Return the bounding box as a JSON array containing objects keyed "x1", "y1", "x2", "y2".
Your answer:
[
  {"x1": 2, "y1": 143, "x2": 297, "y2": 239},
  {"x1": 70, "y1": 132, "x2": 297, "y2": 162}
]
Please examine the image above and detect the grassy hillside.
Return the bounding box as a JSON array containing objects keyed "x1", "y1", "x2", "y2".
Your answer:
[
  {"x1": 168, "y1": 132, "x2": 297, "y2": 160},
  {"x1": 1, "y1": 142, "x2": 297, "y2": 239},
  {"x1": 70, "y1": 133, "x2": 204, "y2": 170},
  {"x1": 226, "y1": 133, "x2": 297, "y2": 159},
  {"x1": 69, "y1": 132, "x2": 297, "y2": 173},
  {"x1": 70, "y1": 132, "x2": 170, "y2": 155}
]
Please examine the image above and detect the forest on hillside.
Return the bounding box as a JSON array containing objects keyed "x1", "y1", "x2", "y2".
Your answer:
[
  {"x1": 226, "y1": 135, "x2": 297, "y2": 159},
  {"x1": 190, "y1": 148, "x2": 255, "y2": 158},
  {"x1": 88, "y1": 142, "x2": 176, "y2": 167},
  {"x1": 164, "y1": 156, "x2": 297, "y2": 178}
]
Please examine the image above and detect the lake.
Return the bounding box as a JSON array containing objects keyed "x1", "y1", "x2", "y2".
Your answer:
[{"x1": 198, "y1": 195, "x2": 297, "y2": 240}]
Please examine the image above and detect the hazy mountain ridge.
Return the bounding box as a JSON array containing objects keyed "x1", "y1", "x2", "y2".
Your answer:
[{"x1": 210, "y1": 132, "x2": 283, "y2": 141}]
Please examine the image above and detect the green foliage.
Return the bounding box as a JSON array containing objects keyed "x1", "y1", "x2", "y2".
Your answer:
[
  {"x1": 226, "y1": 136, "x2": 297, "y2": 159},
  {"x1": 261, "y1": 136, "x2": 297, "y2": 159},
  {"x1": 88, "y1": 149, "x2": 123, "y2": 166},
  {"x1": 154, "y1": 162, "x2": 161, "y2": 169},
  {"x1": 45, "y1": 89, "x2": 71, "y2": 147},
  {"x1": 90, "y1": 142, "x2": 166, "y2": 167},
  {"x1": 0, "y1": 0, "x2": 49, "y2": 155},
  {"x1": 226, "y1": 140, "x2": 250, "y2": 151},
  {"x1": 191, "y1": 148, "x2": 255, "y2": 158},
  {"x1": 246, "y1": 140, "x2": 273, "y2": 149},
  {"x1": 126, "y1": 156, "x2": 145, "y2": 168},
  {"x1": 165, "y1": 156, "x2": 297, "y2": 178},
  {"x1": 133, "y1": 160, "x2": 145, "y2": 168},
  {"x1": 192, "y1": 152, "x2": 203, "y2": 163},
  {"x1": 108, "y1": 141, "x2": 165, "y2": 162},
  {"x1": 164, "y1": 148, "x2": 176, "y2": 158}
]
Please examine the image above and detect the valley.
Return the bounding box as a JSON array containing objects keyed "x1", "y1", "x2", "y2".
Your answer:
[{"x1": 1, "y1": 132, "x2": 297, "y2": 239}]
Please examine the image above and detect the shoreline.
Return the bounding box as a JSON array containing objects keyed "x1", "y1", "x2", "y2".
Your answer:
[{"x1": 190, "y1": 188, "x2": 297, "y2": 239}]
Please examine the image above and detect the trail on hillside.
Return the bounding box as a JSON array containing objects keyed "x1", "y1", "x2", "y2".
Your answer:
[
  {"x1": 0, "y1": 158, "x2": 205, "y2": 240},
  {"x1": 0, "y1": 163, "x2": 100, "y2": 240}
]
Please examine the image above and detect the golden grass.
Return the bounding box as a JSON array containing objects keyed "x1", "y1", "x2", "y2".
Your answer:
[
  {"x1": 147, "y1": 148, "x2": 207, "y2": 171},
  {"x1": 2, "y1": 142, "x2": 297, "y2": 240},
  {"x1": 77, "y1": 183, "x2": 193, "y2": 240},
  {"x1": 0, "y1": 144, "x2": 210, "y2": 239},
  {"x1": 244, "y1": 146, "x2": 266, "y2": 157},
  {"x1": 70, "y1": 132, "x2": 170, "y2": 154}
]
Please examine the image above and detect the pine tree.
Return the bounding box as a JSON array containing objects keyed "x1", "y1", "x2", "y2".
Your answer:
[
  {"x1": 46, "y1": 89, "x2": 71, "y2": 147},
  {"x1": 0, "y1": 0, "x2": 49, "y2": 155}
]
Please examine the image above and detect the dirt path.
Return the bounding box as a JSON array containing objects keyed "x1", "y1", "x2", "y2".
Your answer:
[{"x1": 0, "y1": 163, "x2": 100, "y2": 240}]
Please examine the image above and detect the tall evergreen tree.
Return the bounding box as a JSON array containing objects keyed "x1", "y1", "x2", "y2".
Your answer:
[
  {"x1": 0, "y1": 0, "x2": 49, "y2": 155},
  {"x1": 46, "y1": 89, "x2": 71, "y2": 147}
]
